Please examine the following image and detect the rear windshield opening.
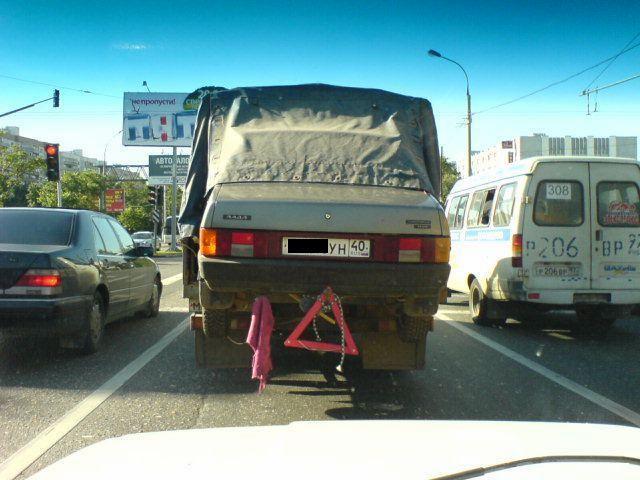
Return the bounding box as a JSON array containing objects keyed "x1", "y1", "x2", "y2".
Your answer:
[
  {"x1": 0, "y1": 210, "x2": 74, "y2": 245},
  {"x1": 597, "y1": 181, "x2": 640, "y2": 227},
  {"x1": 534, "y1": 181, "x2": 584, "y2": 227}
]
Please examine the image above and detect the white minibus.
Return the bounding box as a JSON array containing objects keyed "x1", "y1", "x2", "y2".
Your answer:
[{"x1": 445, "y1": 156, "x2": 640, "y2": 333}]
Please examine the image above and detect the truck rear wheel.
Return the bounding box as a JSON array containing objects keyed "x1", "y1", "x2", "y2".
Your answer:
[
  {"x1": 203, "y1": 309, "x2": 229, "y2": 338},
  {"x1": 399, "y1": 314, "x2": 429, "y2": 342}
]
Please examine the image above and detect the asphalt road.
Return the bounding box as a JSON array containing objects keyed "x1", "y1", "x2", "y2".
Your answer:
[{"x1": 2, "y1": 256, "x2": 640, "y2": 478}]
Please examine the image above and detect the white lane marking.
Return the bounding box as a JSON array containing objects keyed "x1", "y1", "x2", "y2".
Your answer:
[
  {"x1": 162, "y1": 273, "x2": 182, "y2": 286},
  {"x1": 0, "y1": 317, "x2": 189, "y2": 480},
  {"x1": 438, "y1": 313, "x2": 640, "y2": 427}
]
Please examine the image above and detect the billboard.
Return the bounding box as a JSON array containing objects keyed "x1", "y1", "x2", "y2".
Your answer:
[
  {"x1": 148, "y1": 155, "x2": 189, "y2": 186},
  {"x1": 105, "y1": 188, "x2": 125, "y2": 213},
  {"x1": 122, "y1": 87, "x2": 225, "y2": 147}
]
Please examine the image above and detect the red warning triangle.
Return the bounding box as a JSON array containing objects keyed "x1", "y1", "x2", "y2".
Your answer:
[{"x1": 284, "y1": 287, "x2": 359, "y2": 355}]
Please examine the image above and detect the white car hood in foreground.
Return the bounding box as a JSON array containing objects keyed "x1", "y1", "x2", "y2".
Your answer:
[{"x1": 31, "y1": 420, "x2": 640, "y2": 480}]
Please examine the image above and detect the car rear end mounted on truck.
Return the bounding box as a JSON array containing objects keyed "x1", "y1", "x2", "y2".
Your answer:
[{"x1": 178, "y1": 83, "x2": 450, "y2": 372}]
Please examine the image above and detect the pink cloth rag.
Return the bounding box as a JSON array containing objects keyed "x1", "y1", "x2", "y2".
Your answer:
[{"x1": 246, "y1": 296, "x2": 274, "y2": 393}]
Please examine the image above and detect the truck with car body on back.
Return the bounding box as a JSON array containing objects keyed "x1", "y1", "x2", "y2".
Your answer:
[{"x1": 179, "y1": 84, "x2": 450, "y2": 370}]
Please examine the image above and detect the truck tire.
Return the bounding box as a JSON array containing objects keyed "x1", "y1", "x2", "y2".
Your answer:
[
  {"x1": 399, "y1": 314, "x2": 429, "y2": 342},
  {"x1": 203, "y1": 309, "x2": 229, "y2": 338},
  {"x1": 469, "y1": 278, "x2": 506, "y2": 327}
]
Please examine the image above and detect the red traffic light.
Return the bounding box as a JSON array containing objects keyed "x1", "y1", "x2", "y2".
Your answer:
[{"x1": 45, "y1": 144, "x2": 58, "y2": 156}]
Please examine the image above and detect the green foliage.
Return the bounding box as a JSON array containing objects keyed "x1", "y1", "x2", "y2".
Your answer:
[
  {"x1": 118, "y1": 205, "x2": 153, "y2": 232},
  {"x1": 0, "y1": 143, "x2": 43, "y2": 207},
  {"x1": 163, "y1": 185, "x2": 183, "y2": 219},
  {"x1": 28, "y1": 170, "x2": 107, "y2": 210},
  {"x1": 441, "y1": 156, "x2": 460, "y2": 202}
]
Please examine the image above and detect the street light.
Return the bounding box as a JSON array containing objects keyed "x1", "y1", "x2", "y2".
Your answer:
[{"x1": 428, "y1": 49, "x2": 472, "y2": 177}]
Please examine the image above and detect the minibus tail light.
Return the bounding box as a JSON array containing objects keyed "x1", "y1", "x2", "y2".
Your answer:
[{"x1": 512, "y1": 234, "x2": 523, "y2": 267}]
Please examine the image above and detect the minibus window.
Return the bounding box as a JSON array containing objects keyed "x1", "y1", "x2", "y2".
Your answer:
[
  {"x1": 467, "y1": 189, "x2": 496, "y2": 228},
  {"x1": 447, "y1": 196, "x2": 461, "y2": 228},
  {"x1": 454, "y1": 195, "x2": 469, "y2": 229},
  {"x1": 597, "y1": 181, "x2": 640, "y2": 227},
  {"x1": 534, "y1": 180, "x2": 583, "y2": 226},
  {"x1": 493, "y1": 183, "x2": 517, "y2": 227}
]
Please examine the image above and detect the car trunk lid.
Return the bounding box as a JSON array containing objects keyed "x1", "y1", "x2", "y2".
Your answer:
[
  {"x1": 206, "y1": 183, "x2": 445, "y2": 236},
  {"x1": 0, "y1": 246, "x2": 56, "y2": 291}
]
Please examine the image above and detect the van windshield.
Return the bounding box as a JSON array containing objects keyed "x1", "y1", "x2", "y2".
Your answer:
[{"x1": 534, "y1": 181, "x2": 584, "y2": 226}]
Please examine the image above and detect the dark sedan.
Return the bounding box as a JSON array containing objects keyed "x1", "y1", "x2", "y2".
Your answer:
[{"x1": 0, "y1": 208, "x2": 162, "y2": 353}]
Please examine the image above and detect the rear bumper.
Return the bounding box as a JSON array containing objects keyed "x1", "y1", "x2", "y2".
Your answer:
[
  {"x1": 199, "y1": 256, "x2": 450, "y2": 298},
  {"x1": 501, "y1": 286, "x2": 640, "y2": 305},
  {"x1": 0, "y1": 295, "x2": 91, "y2": 336}
]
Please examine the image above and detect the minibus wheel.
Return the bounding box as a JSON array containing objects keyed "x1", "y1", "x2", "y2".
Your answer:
[{"x1": 469, "y1": 279, "x2": 504, "y2": 326}]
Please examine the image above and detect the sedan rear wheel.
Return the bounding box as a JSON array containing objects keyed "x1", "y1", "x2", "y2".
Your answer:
[
  {"x1": 144, "y1": 277, "x2": 162, "y2": 318},
  {"x1": 81, "y1": 292, "x2": 105, "y2": 354}
]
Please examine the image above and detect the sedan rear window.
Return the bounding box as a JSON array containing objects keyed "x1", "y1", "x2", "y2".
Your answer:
[
  {"x1": 534, "y1": 181, "x2": 584, "y2": 226},
  {"x1": 0, "y1": 210, "x2": 74, "y2": 245}
]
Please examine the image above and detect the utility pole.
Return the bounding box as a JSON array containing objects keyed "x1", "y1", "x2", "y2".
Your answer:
[
  {"x1": 56, "y1": 179, "x2": 63, "y2": 207},
  {"x1": 440, "y1": 145, "x2": 444, "y2": 202},
  {"x1": 171, "y1": 147, "x2": 178, "y2": 251},
  {"x1": 162, "y1": 185, "x2": 167, "y2": 244}
]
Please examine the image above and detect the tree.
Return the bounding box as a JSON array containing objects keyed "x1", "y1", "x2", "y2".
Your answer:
[
  {"x1": 118, "y1": 205, "x2": 153, "y2": 232},
  {"x1": 28, "y1": 170, "x2": 107, "y2": 210},
  {"x1": 0, "y1": 143, "x2": 43, "y2": 207},
  {"x1": 441, "y1": 156, "x2": 460, "y2": 202}
]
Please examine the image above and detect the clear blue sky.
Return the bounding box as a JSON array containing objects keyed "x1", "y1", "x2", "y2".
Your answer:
[{"x1": 1, "y1": 0, "x2": 639, "y2": 168}]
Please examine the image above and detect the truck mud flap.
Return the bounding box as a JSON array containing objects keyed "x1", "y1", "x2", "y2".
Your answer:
[
  {"x1": 359, "y1": 332, "x2": 426, "y2": 370},
  {"x1": 194, "y1": 330, "x2": 253, "y2": 368}
]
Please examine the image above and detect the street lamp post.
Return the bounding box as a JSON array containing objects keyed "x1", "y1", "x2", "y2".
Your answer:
[{"x1": 428, "y1": 49, "x2": 472, "y2": 177}]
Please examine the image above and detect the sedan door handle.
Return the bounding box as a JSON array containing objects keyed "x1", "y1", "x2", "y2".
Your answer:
[{"x1": 595, "y1": 230, "x2": 602, "y2": 241}]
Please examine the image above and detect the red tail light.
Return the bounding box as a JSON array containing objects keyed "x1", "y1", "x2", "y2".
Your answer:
[
  {"x1": 15, "y1": 269, "x2": 62, "y2": 287},
  {"x1": 396, "y1": 237, "x2": 450, "y2": 263},
  {"x1": 512, "y1": 234, "x2": 523, "y2": 267},
  {"x1": 200, "y1": 229, "x2": 267, "y2": 258},
  {"x1": 199, "y1": 228, "x2": 450, "y2": 264}
]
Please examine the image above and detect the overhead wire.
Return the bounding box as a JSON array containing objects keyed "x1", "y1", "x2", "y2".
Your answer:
[
  {"x1": 583, "y1": 30, "x2": 640, "y2": 92},
  {"x1": 0, "y1": 74, "x2": 120, "y2": 98},
  {"x1": 473, "y1": 39, "x2": 640, "y2": 116}
]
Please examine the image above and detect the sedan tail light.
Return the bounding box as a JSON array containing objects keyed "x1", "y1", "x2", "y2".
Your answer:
[
  {"x1": 397, "y1": 237, "x2": 450, "y2": 264},
  {"x1": 15, "y1": 269, "x2": 62, "y2": 287},
  {"x1": 200, "y1": 228, "x2": 450, "y2": 264},
  {"x1": 200, "y1": 228, "x2": 267, "y2": 258}
]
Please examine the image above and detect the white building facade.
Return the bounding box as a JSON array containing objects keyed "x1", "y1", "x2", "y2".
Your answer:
[
  {"x1": 470, "y1": 134, "x2": 637, "y2": 176},
  {"x1": 0, "y1": 126, "x2": 101, "y2": 174}
]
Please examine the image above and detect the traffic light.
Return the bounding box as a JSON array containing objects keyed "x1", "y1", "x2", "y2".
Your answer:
[
  {"x1": 148, "y1": 186, "x2": 157, "y2": 206},
  {"x1": 44, "y1": 144, "x2": 60, "y2": 181},
  {"x1": 53, "y1": 89, "x2": 60, "y2": 108},
  {"x1": 156, "y1": 186, "x2": 164, "y2": 206}
]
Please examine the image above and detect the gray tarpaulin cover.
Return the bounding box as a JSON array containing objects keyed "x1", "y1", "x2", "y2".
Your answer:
[{"x1": 179, "y1": 84, "x2": 440, "y2": 237}]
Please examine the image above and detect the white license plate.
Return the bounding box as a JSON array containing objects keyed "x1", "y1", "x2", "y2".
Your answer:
[
  {"x1": 534, "y1": 263, "x2": 581, "y2": 277},
  {"x1": 282, "y1": 238, "x2": 370, "y2": 258}
]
